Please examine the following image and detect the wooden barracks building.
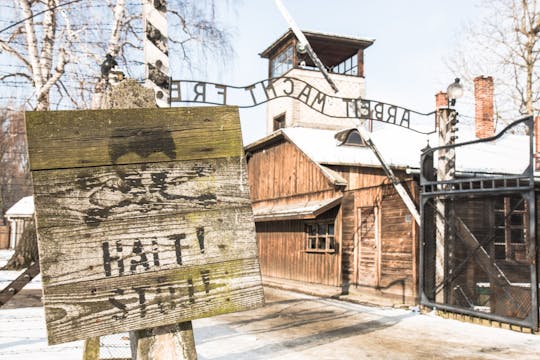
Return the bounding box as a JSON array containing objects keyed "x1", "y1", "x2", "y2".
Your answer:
[
  {"x1": 245, "y1": 30, "x2": 421, "y2": 303},
  {"x1": 244, "y1": 29, "x2": 539, "y2": 323}
]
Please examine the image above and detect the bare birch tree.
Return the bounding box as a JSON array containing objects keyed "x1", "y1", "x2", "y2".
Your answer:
[
  {"x1": 0, "y1": 0, "x2": 232, "y2": 110},
  {"x1": 0, "y1": 0, "x2": 69, "y2": 110},
  {"x1": 448, "y1": 0, "x2": 540, "y2": 123}
]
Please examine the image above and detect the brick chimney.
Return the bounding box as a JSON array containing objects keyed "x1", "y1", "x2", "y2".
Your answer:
[
  {"x1": 435, "y1": 91, "x2": 448, "y2": 129},
  {"x1": 474, "y1": 76, "x2": 495, "y2": 139}
]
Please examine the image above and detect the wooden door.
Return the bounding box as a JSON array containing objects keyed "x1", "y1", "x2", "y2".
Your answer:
[{"x1": 355, "y1": 206, "x2": 380, "y2": 287}]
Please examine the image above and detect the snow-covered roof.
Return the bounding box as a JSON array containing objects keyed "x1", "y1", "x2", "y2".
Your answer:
[
  {"x1": 5, "y1": 196, "x2": 34, "y2": 218},
  {"x1": 282, "y1": 126, "x2": 429, "y2": 169},
  {"x1": 247, "y1": 125, "x2": 531, "y2": 176}
]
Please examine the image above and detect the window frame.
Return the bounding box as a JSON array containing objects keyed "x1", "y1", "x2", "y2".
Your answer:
[
  {"x1": 330, "y1": 54, "x2": 359, "y2": 76},
  {"x1": 270, "y1": 45, "x2": 294, "y2": 78},
  {"x1": 344, "y1": 130, "x2": 367, "y2": 146},
  {"x1": 304, "y1": 220, "x2": 336, "y2": 254},
  {"x1": 273, "y1": 113, "x2": 286, "y2": 131},
  {"x1": 493, "y1": 196, "x2": 527, "y2": 262}
]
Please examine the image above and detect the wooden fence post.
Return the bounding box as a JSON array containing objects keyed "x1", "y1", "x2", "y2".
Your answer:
[
  {"x1": 82, "y1": 337, "x2": 100, "y2": 360},
  {"x1": 130, "y1": 322, "x2": 197, "y2": 360}
]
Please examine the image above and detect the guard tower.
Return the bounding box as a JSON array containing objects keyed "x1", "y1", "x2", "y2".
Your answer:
[{"x1": 260, "y1": 29, "x2": 374, "y2": 133}]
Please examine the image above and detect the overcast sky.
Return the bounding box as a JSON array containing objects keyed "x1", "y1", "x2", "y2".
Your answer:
[{"x1": 176, "y1": 0, "x2": 485, "y2": 144}]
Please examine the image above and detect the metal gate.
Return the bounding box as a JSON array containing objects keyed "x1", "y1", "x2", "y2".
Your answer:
[{"x1": 419, "y1": 116, "x2": 538, "y2": 329}]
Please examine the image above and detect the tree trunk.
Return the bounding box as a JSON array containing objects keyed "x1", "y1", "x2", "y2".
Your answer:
[{"x1": 3, "y1": 219, "x2": 38, "y2": 270}]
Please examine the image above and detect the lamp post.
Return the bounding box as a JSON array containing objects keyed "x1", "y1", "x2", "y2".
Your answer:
[
  {"x1": 447, "y1": 78, "x2": 464, "y2": 107},
  {"x1": 434, "y1": 78, "x2": 463, "y2": 303}
]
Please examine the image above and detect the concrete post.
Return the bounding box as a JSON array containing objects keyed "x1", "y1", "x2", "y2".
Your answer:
[
  {"x1": 435, "y1": 102, "x2": 458, "y2": 304},
  {"x1": 143, "y1": 0, "x2": 170, "y2": 107}
]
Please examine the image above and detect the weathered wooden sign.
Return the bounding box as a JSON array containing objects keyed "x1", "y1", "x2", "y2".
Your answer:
[{"x1": 26, "y1": 106, "x2": 264, "y2": 345}]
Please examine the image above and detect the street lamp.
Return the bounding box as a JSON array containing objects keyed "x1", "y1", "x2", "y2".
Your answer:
[{"x1": 447, "y1": 78, "x2": 464, "y2": 106}]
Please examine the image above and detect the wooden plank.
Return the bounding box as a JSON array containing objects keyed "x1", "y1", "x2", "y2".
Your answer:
[
  {"x1": 131, "y1": 322, "x2": 196, "y2": 360},
  {"x1": 37, "y1": 207, "x2": 258, "y2": 286},
  {"x1": 82, "y1": 337, "x2": 100, "y2": 360},
  {"x1": 44, "y1": 258, "x2": 263, "y2": 344},
  {"x1": 26, "y1": 107, "x2": 263, "y2": 345},
  {"x1": 0, "y1": 262, "x2": 41, "y2": 307},
  {"x1": 32, "y1": 158, "x2": 251, "y2": 229},
  {"x1": 26, "y1": 106, "x2": 242, "y2": 170}
]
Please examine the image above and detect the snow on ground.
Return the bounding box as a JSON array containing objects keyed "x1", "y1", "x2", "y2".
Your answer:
[
  {"x1": 0, "y1": 307, "x2": 85, "y2": 360},
  {"x1": 0, "y1": 250, "x2": 130, "y2": 359},
  {"x1": 0, "y1": 250, "x2": 85, "y2": 359},
  {"x1": 1, "y1": 249, "x2": 540, "y2": 359},
  {"x1": 0, "y1": 250, "x2": 42, "y2": 290}
]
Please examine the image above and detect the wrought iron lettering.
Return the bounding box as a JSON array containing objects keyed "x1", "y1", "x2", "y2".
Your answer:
[{"x1": 170, "y1": 77, "x2": 435, "y2": 133}]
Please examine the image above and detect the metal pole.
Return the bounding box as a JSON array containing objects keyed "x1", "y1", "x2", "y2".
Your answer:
[
  {"x1": 356, "y1": 126, "x2": 420, "y2": 225},
  {"x1": 273, "y1": 0, "x2": 339, "y2": 93}
]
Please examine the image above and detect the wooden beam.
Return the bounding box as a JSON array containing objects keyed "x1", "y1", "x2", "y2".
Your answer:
[
  {"x1": 25, "y1": 106, "x2": 242, "y2": 170},
  {"x1": 0, "y1": 261, "x2": 40, "y2": 307},
  {"x1": 82, "y1": 337, "x2": 100, "y2": 360},
  {"x1": 454, "y1": 217, "x2": 510, "y2": 287},
  {"x1": 130, "y1": 322, "x2": 196, "y2": 360}
]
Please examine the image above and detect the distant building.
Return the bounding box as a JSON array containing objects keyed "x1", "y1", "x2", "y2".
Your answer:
[
  {"x1": 260, "y1": 30, "x2": 373, "y2": 132},
  {"x1": 246, "y1": 30, "x2": 420, "y2": 303},
  {"x1": 5, "y1": 196, "x2": 34, "y2": 249},
  {"x1": 245, "y1": 29, "x2": 539, "y2": 321}
]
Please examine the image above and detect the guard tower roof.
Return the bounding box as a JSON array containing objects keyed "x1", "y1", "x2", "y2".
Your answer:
[{"x1": 260, "y1": 29, "x2": 374, "y2": 68}]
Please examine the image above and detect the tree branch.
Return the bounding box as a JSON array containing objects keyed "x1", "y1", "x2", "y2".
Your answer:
[
  {"x1": 19, "y1": 0, "x2": 43, "y2": 88},
  {"x1": 39, "y1": 0, "x2": 58, "y2": 81},
  {"x1": 107, "y1": 0, "x2": 126, "y2": 57},
  {"x1": 40, "y1": 47, "x2": 68, "y2": 98},
  {"x1": 0, "y1": 72, "x2": 34, "y2": 83},
  {"x1": 0, "y1": 41, "x2": 32, "y2": 70}
]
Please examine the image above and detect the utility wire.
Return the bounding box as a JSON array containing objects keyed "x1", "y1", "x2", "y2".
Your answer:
[{"x1": 0, "y1": 0, "x2": 84, "y2": 35}]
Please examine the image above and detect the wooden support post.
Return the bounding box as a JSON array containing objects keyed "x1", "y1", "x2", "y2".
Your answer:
[
  {"x1": 82, "y1": 337, "x2": 100, "y2": 360},
  {"x1": 130, "y1": 322, "x2": 197, "y2": 360},
  {"x1": 139, "y1": 0, "x2": 197, "y2": 358}
]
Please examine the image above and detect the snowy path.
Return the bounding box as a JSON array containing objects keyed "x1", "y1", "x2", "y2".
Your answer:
[{"x1": 1, "y1": 248, "x2": 540, "y2": 359}]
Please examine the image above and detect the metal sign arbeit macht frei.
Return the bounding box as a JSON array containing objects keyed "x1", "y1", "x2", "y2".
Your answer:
[
  {"x1": 170, "y1": 77, "x2": 436, "y2": 134},
  {"x1": 25, "y1": 106, "x2": 264, "y2": 345}
]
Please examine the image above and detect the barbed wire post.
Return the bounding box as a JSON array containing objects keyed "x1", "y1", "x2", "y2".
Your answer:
[
  {"x1": 143, "y1": 0, "x2": 170, "y2": 108},
  {"x1": 435, "y1": 79, "x2": 461, "y2": 305}
]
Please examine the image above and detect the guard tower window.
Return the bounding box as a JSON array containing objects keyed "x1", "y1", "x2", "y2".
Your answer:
[
  {"x1": 331, "y1": 54, "x2": 358, "y2": 76},
  {"x1": 270, "y1": 45, "x2": 294, "y2": 77},
  {"x1": 273, "y1": 113, "x2": 286, "y2": 131}
]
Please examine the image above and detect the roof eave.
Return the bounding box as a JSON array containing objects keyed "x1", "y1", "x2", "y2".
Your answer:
[
  {"x1": 260, "y1": 29, "x2": 375, "y2": 59},
  {"x1": 244, "y1": 130, "x2": 285, "y2": 152}
]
